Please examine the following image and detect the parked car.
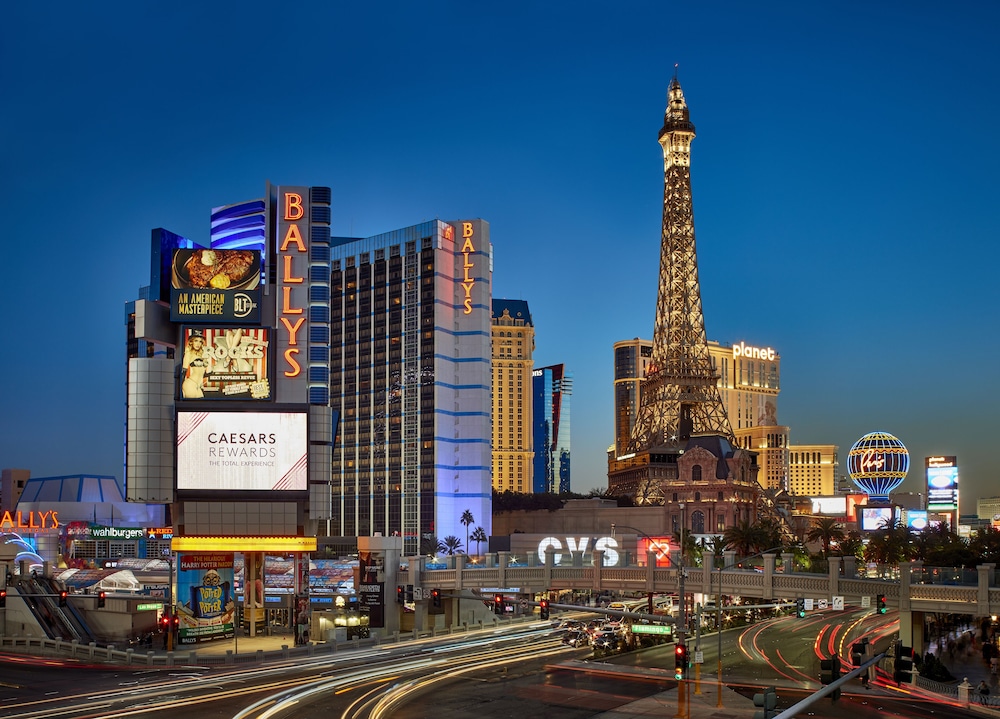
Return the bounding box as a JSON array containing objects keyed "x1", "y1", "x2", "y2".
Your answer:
[{"x1": 561, "y1": 631, "x2": 588, "y2": 647}]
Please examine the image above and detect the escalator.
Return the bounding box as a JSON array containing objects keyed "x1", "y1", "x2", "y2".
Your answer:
[{"x1": 13, "y1": 575, "x2": 98, "y2": 643}]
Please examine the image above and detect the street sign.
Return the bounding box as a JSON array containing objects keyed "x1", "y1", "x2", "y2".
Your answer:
[
  {"x1": 832, "y1": 596, "x2": 844, "y2": 611},
  {"x1": 520, "y1": 598, "x2": 528, "y2": 609},
  {"x1": 413, "y1": 587, "x2": 423, "y2": 601},
  {"x1": 861, "y1": 596, "x2": 871, "y2": 608},
  {"x1": 804, "y1": 598, "x2": 815, "y2": 611},
  {"x1": 817, "y1": 599, "x2": 829, "y2": 610},
  {"x1": 631, "y1": 624, "x2": 672, "y2": 635},
  {"x1": 694, "y1": 650, "x2": 704, "y2": 664}
]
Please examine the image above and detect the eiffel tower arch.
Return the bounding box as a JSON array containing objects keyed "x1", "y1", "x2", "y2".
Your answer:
[{"x1": 608, "y1": 77, "x2": 782, "y2": 541}]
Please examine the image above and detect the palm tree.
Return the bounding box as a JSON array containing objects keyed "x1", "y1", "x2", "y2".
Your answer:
[
  {"x1": 442, "y1": 535, "x2": 463, "y2": 555},
  {"x1": 460, "y1": 510, "x2": 475, "y2": 555},
  {"x1": 723, "y1": 520, "x2": 767, "y2": 557},
  {"x1": 470, "y1": 526, "x2": 487, "y2": 555},
  {"x1": 806, "y1": 517, "x2": 845, "y2": 558},
  {"x1": 420, "y1": 534, "x2": 445, "y2": 557}
]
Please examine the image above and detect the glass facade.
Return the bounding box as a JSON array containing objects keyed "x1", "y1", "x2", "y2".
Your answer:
[
  {"x1": 532, "y1": 364, "x2": 572, "y2": 494},
  {"x1": 329, "y1": 221, "x2": 492, "y2": 555}
]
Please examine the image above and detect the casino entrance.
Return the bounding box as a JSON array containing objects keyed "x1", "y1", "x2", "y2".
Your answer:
[{"x1": 267, "y1": 607, "x2": 290, "y2": 631}]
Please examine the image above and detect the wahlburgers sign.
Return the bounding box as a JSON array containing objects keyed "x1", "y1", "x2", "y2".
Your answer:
[{"x1": 90, "y1": 526, "x2": 146, "y2": 540}]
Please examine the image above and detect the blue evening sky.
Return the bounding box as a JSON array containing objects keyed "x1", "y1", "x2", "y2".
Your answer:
[{"x1": 2, "y1": 2, "x2": 997, "y2": 507}]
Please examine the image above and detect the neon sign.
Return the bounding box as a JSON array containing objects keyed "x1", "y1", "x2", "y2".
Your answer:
[
  {"x1": 460, "y1": 222, "x2": 475, "y2": 314},
  {"x1": 732, "y1": 342, "x2": 776, "y2": 361},
  {"x1": 0, "y1": 510, "x2": 59, "y2": 531},
  {"x1": 278, "y1": 192, "x2": 307, "y2": 378},
  {"x1": 536, "y1": 536, "x2": 619, "y2": 566}
]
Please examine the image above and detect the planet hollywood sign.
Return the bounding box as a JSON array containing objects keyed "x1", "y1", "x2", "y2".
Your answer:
[{"x1": 732, "y1": 342, "x2": 776, "y2": 361}]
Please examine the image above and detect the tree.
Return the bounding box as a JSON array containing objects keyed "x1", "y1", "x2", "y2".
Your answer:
[
  {"x1": 470, "y1": 526, "x2": 488, "y2": 555},
  {"x1": 806, "y1": 517, "x2": 845, "y2": 559},
  {"x1": 442, "y1": 536, "x2": 463, "y2": 555},
  {"x1": 969, "y1": 526, "x2": 1000, "y2": 565},
  {"x1": 420, "y1": 534, "x2": 445, "y2": 557},
  {"x1": 460, "y1": 510, "x2": 475, "y2": 556}
]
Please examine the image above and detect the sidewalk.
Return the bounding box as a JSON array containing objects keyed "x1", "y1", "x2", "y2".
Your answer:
[
  {"x1": 929, "y1": 628, "x2": 998, "y2": 690},
  {"x1": 559, "y1": 660, "x2": 752, "y2": 719}
]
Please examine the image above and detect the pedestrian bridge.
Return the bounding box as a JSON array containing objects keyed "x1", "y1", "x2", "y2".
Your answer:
[{"x1": 401, "y1": 551, "x2": 998, "y2": 655}]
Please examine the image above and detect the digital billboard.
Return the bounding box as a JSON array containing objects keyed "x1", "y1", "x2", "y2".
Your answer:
[
  {"x1": 811, "y1": 497, "x2": 847, "y2": 515},
  {"x1": 180, "y1": 327, "x2": 271, "y2": 400},
  {"x1": 860, "y1": 506, "x2": 894, "y2": 531},
  {"x1": 176, "y1": 411, "x2": 307, "y2": 492},
  {"x1": 926, "y1": 456, "x2": 959, "y2": 511},
  {"x1": 170, "y1": 248, "x2": 261, "y2": 324},
  {"x1": 905, "y1": 509, "x2": 929, "y2": 532},
  {"x1": 176, "y1": 552, "x2": 235, "y2": 644}
]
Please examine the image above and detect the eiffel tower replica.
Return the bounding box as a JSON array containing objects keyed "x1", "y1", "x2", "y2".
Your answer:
[{"x1": 608, "y1": 76, "x2": 771, "y2": 525}]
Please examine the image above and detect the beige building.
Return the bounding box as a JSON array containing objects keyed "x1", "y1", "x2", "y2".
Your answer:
[
  {"x1": 787, "y1": 444, "x2": 839, "y2": 496},
  {"x1": 491, "y1": 300, "x2": 535, "y2": 493},
  {"x1": 977, "y1": 497, "x2": 1000, "y2": 521},
  {"x1": 707, "y1": 340, "x2": 788, "y2": 492},
  {"x1": 614, "y1": 338, "x2": 790, "y2": 491}
]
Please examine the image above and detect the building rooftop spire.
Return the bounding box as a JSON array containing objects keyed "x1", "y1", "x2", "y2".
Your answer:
[{"x1": 662, "y1": 70, "x2": 695, "y2": 136}]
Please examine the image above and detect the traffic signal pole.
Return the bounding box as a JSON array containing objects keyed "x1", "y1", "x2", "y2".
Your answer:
[{"x1": 773, "y1": 653, "x2": 885, "y2": 719}]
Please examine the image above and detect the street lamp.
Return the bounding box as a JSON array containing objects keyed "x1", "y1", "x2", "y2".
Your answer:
[
  {"x1": 610, "y1": 523, "x2": 667, "y2": 615},
  {"x1": 713, "y1": 545, "x2": 785, "y2": 708}
]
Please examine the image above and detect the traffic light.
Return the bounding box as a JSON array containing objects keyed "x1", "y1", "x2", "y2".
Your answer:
[
  {"x1": 674, "y1": 643, "x2": 689, "y2": 679},
  {"x1": 820, "y1": 656, "x2": 842, "y2": 700},
  {"x1": 396, "y1": 585, "x2": 404, "y2": 604},
  {"x1": 795, "y1": 598, "x2": 805, "y2": 618},
  {"x1": 58, "y1": 590, "x2": 68, "y2": 607},
  {"x1": 97, "y1": 591, "x2": 106, "y2": 609},
  {"x1": 161, "y1": 613, "x2": 171, "y2": 631},
  {"x1": 539, "y1": 599, "x2": 550, "y2": 620},
  {"x1": 0, "y1": 589, "x2": 6, "y2": 608},
  {"x1": 752, "y1": 686, "x2": 778, "y2": 719},
  {"x1": 493, "y1": 594, "x2": 503, "y2": 615},
  {"x1": 877, "y1": 594, "x2": 887, "y2": 614},
  {"x1": 172, "y1": 614, "x2": 180, "y2": 630},
  {"x1": 851, "y1": 643, "x2": 863, "y2": 666},
  {"x1": 894, "y1": 645, "x2": 913, "y2": 684},
  {"x1": 431, "y1": 588, "x2": 442, "y2": 608},
  {"x1": 405, "y1": 584, "x2": 414, "y2": 603}
]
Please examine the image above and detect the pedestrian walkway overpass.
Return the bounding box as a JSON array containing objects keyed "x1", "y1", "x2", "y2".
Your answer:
[{"x1": 403, "y1": 551, "x2": 999, "y2": 656}]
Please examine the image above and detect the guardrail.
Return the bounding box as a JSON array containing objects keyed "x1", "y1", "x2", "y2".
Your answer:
[{"x1": 0, "y1": 615, "x2": 538, "y2": 668}]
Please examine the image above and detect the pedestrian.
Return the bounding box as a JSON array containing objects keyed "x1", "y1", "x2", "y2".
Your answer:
[{"x1": 979, "y1": 680, "x2": 990, "y2": 697}]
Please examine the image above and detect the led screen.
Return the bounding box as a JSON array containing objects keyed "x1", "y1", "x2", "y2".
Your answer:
[
  {"x1": 860, "y1": 506, "x2": 894, "y2": 531},
  {"x1": 811, "y1": 497, "x2": 847, "y2": 515},
  {"x1": 176, "y1": 411, "x2": 307, "y2": 492},
  {"x1": 927, "y1": 463, "x2": 959, "y2": 511},
  {"x1": 170, "y1": 249, "x2": 261, "y2": 324},
  {"x1": 905, "y1": 510, "x2": 929, "y2": 532},
  {"x1": 180, "y1": 327, "x2": 271, "y2": 400}
]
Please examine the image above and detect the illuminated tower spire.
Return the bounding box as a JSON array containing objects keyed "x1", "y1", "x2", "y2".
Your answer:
[{"x1": 627, "y1": 76, "x2": 735, "y2": 453}]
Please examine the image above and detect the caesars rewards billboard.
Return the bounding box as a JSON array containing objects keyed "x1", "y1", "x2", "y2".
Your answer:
[{"x1": 176, "y1": 411, "x2": 307, "y2": 492}]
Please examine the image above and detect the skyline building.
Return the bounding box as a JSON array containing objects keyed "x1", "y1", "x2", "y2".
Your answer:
[
  {"x1": 532, "y1": 363, "x2": 572, "y2": 494},
  {"x1": 787, "y1": 444, "x2": 839, "y2": 496},
  {"x1": 491, "y1": 299, "x2": 535, "y2": 494},
  {"x1": 612, "y1": 336, "x2": 791, "y2": 493},
  {"x1": 329, "y1": 221, "x2": 493, "y2": 554}
]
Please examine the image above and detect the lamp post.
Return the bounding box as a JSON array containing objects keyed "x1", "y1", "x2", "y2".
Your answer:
[
  {"x1": 713, "y1": 545, "x2": 785, "y2": 708},
  {"x1": 609, "y1": 523, "x2": 666, "y2": 614}
]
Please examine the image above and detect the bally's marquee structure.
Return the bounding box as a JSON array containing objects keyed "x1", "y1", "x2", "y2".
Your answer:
[{"x1": 126, "y1": 183, "x2": 493, "y2": 639}]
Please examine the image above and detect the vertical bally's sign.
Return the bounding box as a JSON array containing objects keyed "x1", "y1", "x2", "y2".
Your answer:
[
  {"x1": 460, "y1": 222, "x2": 475, "y2": 314},
  {"x1": 276, "y1": 188, "x2": 309, "y2": 402}
]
